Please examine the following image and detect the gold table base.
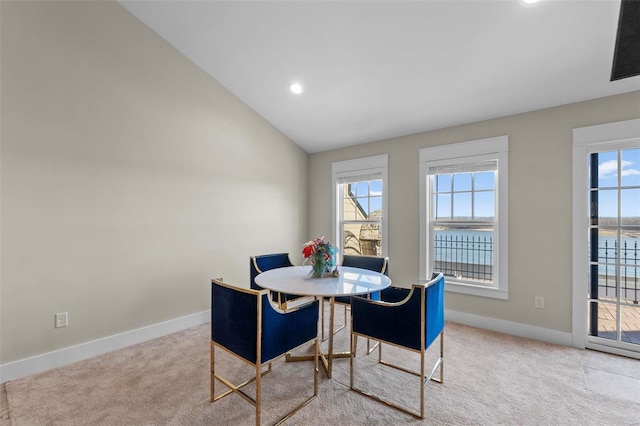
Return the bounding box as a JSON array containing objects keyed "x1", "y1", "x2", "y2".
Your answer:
[{"x1": 285, "y1": 296, "x2": 344, "y2": 378}]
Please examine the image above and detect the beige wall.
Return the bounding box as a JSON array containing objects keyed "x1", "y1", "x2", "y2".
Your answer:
[
  {"x1": 0, "y1": 1, "x2": 308, "y2": 363},
  {"x1": 309, "y1": 91, "x2": 640, "y2": 333},
  {"x1": 2, "y1": 0, "x2": 638, "y2": 368}
]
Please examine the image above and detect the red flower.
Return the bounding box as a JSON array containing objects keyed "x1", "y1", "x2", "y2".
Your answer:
[
  {"x1": 302, "y1": 244, "x2": 315, "y2": 258},
  {"x1": 303, "y1": 236, "x2": 333, "y2": 261}
]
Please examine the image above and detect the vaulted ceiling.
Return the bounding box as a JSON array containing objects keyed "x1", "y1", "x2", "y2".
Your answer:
[{"x1": 120, "y1": 0, "x2": 640, "y2": 153}]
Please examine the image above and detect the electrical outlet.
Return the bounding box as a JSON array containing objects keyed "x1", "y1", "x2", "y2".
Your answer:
[
  {"x1": 55, "y1": 312, "x2": 68, "y2": 328},
  {"x1": 534, "y1": 296, "x2": 544, "y2": 309}
]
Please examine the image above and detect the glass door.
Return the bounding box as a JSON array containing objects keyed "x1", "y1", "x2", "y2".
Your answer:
[{"x1": 588, "y1": 148, "x2": 640, "y2": 353}]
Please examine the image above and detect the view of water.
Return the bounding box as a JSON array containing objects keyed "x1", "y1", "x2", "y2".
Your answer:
[
  {"x1": 434, "y1": 229, "x2": 493, "y2": 266},
  {"x1": 434, "y1": 230, "x2": 639, "y2": 278},
  {"x1": 594, "y1": 235, "x2": 640, "y2": 278}
]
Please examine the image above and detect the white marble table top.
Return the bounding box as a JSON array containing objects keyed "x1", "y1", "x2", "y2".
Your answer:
[{"x1": 255, "y1": 265, "x2": 391, "y2": 298}]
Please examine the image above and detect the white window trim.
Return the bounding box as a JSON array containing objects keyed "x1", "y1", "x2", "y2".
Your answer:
[
  {"x1": 571, "y1": 118, "x2": 640, "y2": 351},
  {"x1": 332, "y1": 155, "x2": 388, "y2": 257},
  {"x1": 419, "y1": 136, "x2": 509, "y2": 300}
]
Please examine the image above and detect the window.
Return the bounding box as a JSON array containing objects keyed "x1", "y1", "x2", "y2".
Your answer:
[
  {"x1": 419, "y1": 136, "x2": 508, "y2": 299},
  {"x1": 332, "y1": 155, "x2": 388, "y2": 258}
]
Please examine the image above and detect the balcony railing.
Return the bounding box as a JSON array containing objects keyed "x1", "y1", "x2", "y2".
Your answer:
[
  {"x1": 433, "y1": 232, "x2": 639, "y2": 307},
  {"x1": 596, "y1": 239, "x2": 639, "y2": 304},
  {"x1": 433, "y1": 233, "x2": 493, "y2": 282}
]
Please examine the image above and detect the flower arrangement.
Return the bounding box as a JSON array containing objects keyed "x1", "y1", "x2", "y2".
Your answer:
[{"x1": 302, "y1": 236, "x2": 337, "y2": 278}]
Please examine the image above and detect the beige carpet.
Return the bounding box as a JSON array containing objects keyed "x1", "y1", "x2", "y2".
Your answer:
[{"x1": 5, "y1": 318, "x2": 639, "y2": 425}]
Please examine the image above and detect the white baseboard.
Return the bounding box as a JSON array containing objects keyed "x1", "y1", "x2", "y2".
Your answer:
[
  {"x1": 446, "y1": 309, "x2": 573, "y2": 347},
  {"x1": 0, "y1": 310, "x2": 210, "y2": 384},
  {"x1": 1, "y1": 309, "x2": 572, "y2": 384}
]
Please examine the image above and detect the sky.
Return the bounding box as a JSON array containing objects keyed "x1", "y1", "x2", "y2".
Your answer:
[
  {"x1": 596, "y1": 149, "x2": 640, "y2": 220},
  {"x1": 434, "y1": 172, "x2": 495, "y2": 220}
]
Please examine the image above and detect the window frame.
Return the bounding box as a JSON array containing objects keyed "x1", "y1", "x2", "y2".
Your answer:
[
  {"x1": 419, "y1": 136, "x2": 509, "y2": 300},
  {"x1": 332, "y1": 155, "x2": 388, "y2": 258}
]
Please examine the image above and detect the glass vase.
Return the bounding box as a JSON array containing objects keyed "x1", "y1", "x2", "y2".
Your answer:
[{"x1": 311, "y1": 253, "x2": 327, "y2": 278}]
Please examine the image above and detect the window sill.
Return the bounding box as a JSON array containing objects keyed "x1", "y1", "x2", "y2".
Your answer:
[{"x1": 445, "y1": 280, "x2": 508, "y2": 300}]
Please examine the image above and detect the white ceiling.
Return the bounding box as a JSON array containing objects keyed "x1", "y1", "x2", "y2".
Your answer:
[{"x1": 119, "y1": 0, "x2": 640, "y2": 153}]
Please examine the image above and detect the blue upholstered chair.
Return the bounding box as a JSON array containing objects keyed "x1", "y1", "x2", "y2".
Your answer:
[
  {"x1": 250, "y1": 253, "x2": 304, "y2": 308},
  {"x1": 211, "y1": 278, "x2": 319, "y2": 425},
  {"x1": 349, "y1": 273, "x2": 444, "y2": 419},
  {"x1": 321, "y1": 254, "x2": 389, "y2": 348}
]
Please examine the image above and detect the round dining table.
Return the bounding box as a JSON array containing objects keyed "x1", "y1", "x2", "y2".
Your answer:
[{"x1": 255, "y1": 265, "x2": 391, "y2": 378}]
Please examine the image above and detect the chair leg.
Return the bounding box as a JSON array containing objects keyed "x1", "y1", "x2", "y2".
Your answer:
[
  {"x1": 277, "y1": 292, "x2": 284, "y2": 310},
  {"x1": 420, "y1": 347, "x2": 425, "y2": 419},
  {"x1": 366, "y1": 338, "x2": 379, "y2": 355},
  {"x1": 351, "y1": 337, "x2": 437, "y2": 419},
  {"x1": 314, "y1": 337, "x2": 319, "y2": 396},
  {"x1": 321, "y1": 298, "x2": 327, "y2": 341},
  {"x1": 343, "y1": 304, "x2": 348, "y2": 328},
  {"x1": 349, "y1": 330, "x2": 355, "y2": 389},
  {"x1": 210, "y1": 341, "x2": 215, "y2": 402},
  {"x1": 439, "y1": 330, "x2": 444, "y2": 383},
  {"x1": 275, "y1": 338, "x2": 319, "y2": 425},
  {"x1": 353, "y1": 326, "x2": 379, "y2": 357},
  {"x1": 255, "y1": 363, "x2": 261, "y2": 426}
]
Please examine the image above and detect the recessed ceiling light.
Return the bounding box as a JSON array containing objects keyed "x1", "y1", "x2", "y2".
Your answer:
[
  {"x1": 522, "y1": 0, "x2": 539, "y2": 4},
  {"x1": 289, "y1": 82, "x2": 303, "y2": 94}
]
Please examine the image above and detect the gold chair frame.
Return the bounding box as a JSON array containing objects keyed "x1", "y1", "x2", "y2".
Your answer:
[
  {"x1": 321, "y1": 255, "x2": 389, "y2": 356},
  {"x1": 251, "y1": 255, "x2": 291, "y2": 309},
  {"x1": 211, "y1": 279, "x2": 319, "y2": 426},
  {"x1": 349, "y1": 283, "x2": 443, "y2": 419}
]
